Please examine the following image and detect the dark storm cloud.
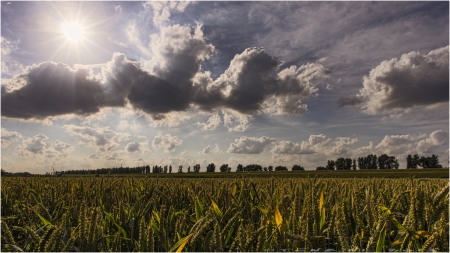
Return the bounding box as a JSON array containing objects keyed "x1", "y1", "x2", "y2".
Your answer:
[
  {"x1": 129, "y1": 24, "x2": 216, "y2": 119},
  {"x1": 1, "y1": 62, "x2": 111, "y2": 119},
  {"x1": 357, "y1": 46, "x2": 449, "y2": 114},
  {"x1": 2, "y1": 46, "x2": 328, "y2": 121},
  {"x1": 193, "y1": 48, "x2": 330, "y2": 115}
]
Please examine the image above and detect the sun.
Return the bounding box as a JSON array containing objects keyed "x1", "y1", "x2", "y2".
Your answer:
[{"x1": 61, "y1": 23, "x2": 83, "y2": 41}]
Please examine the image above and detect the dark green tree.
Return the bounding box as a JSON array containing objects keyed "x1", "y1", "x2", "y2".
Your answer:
[
  {"x1": 406, "y1": 154, "x2": 413, "y2": 169},
  {"x1": 206, "y1": 163, "x2": 216, "y2": 172},
  {"x1": 219, "y1": 164, "x2": 229, "y2": 172},
  {"x1": 352, "y1": 159, "x2": 357, "y2": 170},
  {"x1": 326, "y1": 160, "x2": 335, "y2": 170},
  {"x1": 291, "y1": 165, "x2": 305, "y2": 171},
  {"x1": 274, "y1": 166, "x2": 288, "y2": 171}
]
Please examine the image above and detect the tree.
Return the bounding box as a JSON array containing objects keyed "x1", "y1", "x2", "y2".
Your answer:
[
  {"x1": 291, "y1": 165, "x2": 305, "y2": 171},
  {"x1": 406, "y1": 154, "x2": 413, "y2": 169},
  {"x1": 412, "y1": 154, "x2": 420, "y2": 169},
  {"x1": 187, "y1": 166, "x2": 191, "y2": 173},
  {"x1": 388, "y1": 156, "x2": 399, "y2": 169},
  {"x1": 428, "y1": 154, "x2": 442, "y2": 168},
  {"x1": 268, "y1": 165, "x2": 273, "y2": 172},
  {"x1": 352, "y1": 159, "x2": 357, "y2": 170},
  {"x1": 378, "y1": 154, "x2": 389, "y2": 169},
  {"x1": 316, "y1": 166, "x2": 327, "y2": 171},
  {"x1": 357, "y1": 157, "x2": 365, "y2": 170},
  {"x1": 236, "y1": 164, "x2": 244, "y2": 172},
  {"x1": 326, "y1": 160, "x2": 335, "y2": 170},
  {"x1": 219, "y1": 164, "x2": 229, "y2": 172},
  {"x1": 194, "y1": 164, "x2": 201, "y2": 173},
  {"x1": 178, "y1": 165, "x2": 183, "y2": 173},
  {"x1": 368, "y1": 154, "x2": 378, "y2": 169},
  {"x1": 206, "y1": 163, "x2": 216, "y2": 172},
  {"x1": 169, "y1": 165, "x2": 172, "y2": 173},
  {"x1": 344, "y1": 158, "x2": 353, "y2": 170},
  {"x1": 275, "y1": 166, "x2": 288, "y2": 171},
  {"x1": 244, "y1": 164, "x2": 263, "y2": 172},
  {"x1": 335, "y1": 158, "x2": 346, "y2": 170}
]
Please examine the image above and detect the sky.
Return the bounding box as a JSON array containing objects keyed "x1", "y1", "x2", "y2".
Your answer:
[{"x1": 1, "y1": 1, "x2": 449, "y2": 174}]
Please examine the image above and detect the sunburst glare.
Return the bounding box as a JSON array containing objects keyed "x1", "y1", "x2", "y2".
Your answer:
[{"x1": 61, "y1": 23, "x2": 83, "y2": 41}]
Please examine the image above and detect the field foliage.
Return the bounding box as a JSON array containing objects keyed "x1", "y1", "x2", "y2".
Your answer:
[{"x1": 1, "y1": 177, "x2": 449, "y2": 252}]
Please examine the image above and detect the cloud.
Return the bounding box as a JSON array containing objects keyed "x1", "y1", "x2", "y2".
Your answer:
[
  {"x1": 14, "y1": 134, "x2": 73, "y2": 159},
  {"x1": 416, "y1": 130, "x2": 449, "y2": 154},
  {"x1": 144, "y1": 1, "x2": 191, "y2": 24},
  {"x1": 271, "y1": 140, "x2": 315, "y2": 155},
  {"x1": 89, "y1": 154, "x2": 99, "y2": 159},
  {"x1": 268, "y1": 63, "x2": 330, "y2": 115},
  {"x1": 1, "y1": 36, "x2": 16, "y2": 56},
  {"x1": 118, "y1": 120, "x2": 140, "y2": 130},
  {"x1": 103, "y1": 152, "x2": 123, "y2": 161},
  {"x1": 15, "y1": 134, "x2": 50, "y2": 156},
  {"x1": 199, "y1": 143, "x2": 222, "y2": 154},
  {"x1": 114, "y1": 5, "x2": 122, "y2": 14},
  {"x1": 0, "y1": 58, "x2": 127, "y2": 119},
  {"x1": 125, "y1": 140, "x2": 149, "y2": 153},
  {"x1": 2, "y1": 33, "x2": 328, "y2": 123},
  {"x1": 54, "y1": 140, "x2": 74, "y2": 156},
  {"x1": 125, "y1": 140, "x2": 141, "y2": 152},
  {"x1": 129, "y1": 24, "x2": 216, "y2": 119},
  {"x1": 197, "y1": 113, "x2": 222, "y2": 130},
  {"x1": 353, "y1": 46, "x2": 449, "y2": 114},
  {"x1": 152, "y1": 133, "x2": 183, "y2": 152},
  {"x1": 1, "y1": 128, "x2": 23, "y2": 148},
  {"x1": 193, "y1": 48, "x2": 329, "y2": 116},
  {"x1": 64, "y1": 124, "x2": 130, "y2": 152},
  {"x1": 227, "y1": 136, "x2": 276, "y2": 154},
  {"x1": 271, "y1": 134, "x2": 357, "y2": 156},
  {"x1": 222, "y1": 109, "x2": 251, "y2": 132},
  {"x1": 374, "y1": 134, "x2": 421, "y2": 155}
]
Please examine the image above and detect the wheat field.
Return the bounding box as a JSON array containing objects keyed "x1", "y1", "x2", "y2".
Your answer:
[{"x1": 1, "y1": 177, "x2": 448, "y2": 252}]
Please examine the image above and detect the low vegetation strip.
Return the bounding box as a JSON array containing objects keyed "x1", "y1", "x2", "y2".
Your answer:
[
  {"x1": 56, "y1": 168, "x2": 449, "y2": 178},
  {"x1": 1, "y1": 177, "x2": 449, "y2": 252}
]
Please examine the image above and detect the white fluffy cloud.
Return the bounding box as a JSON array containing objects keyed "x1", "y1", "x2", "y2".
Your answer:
[
  {"x1": 125, "y1": 140, "x2": 149, "y2": 153},
  {"x1": 15, "y1": 134, "x2": 73, "y2": 159},
  {"x1": 271, "y1": 140, "x2": 315, "y2": 155},
  {"x1": 272, "y1": 134, "x2": 358, "y2": 156},
  {"x1": 374, "y1": 134, "x2": 421, "y2": 155},
  {"x1": 1, "y1": 128, "x2": 23, "y2": 149},
  {"x1": 199, "y1": 143, "x2": 222, "y2": 154},
  {"x1": 197, "y1": 113, "x2": 222, "y2": 131},
  {"x1": 222, "y1": 109, "x2": 251, "y2": 132},
  {"x1": 227, "y1": 136, "x2": 276, "y2": 154},
  {"x1": 64, "y1": 124, "x2": 130, "y2": 152},
  {"x1": 15, "y1": 134, "x2": 50, "y2": 156},
  {"x1": 144, "y1": 1, "x2": 191, "y2": 24},
  {"x1": 152, "y1": 133, "x2": 183, "y2": 152},
  {"x1": 416, "y1": 130, "x2": 449, "y2": 154},
  {"x1": 344, "y1": 46, "x2": 449, "y2": 114}
]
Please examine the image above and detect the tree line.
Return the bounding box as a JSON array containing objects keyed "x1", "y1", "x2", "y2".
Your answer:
[
  {"x1": 315, "y1": 153, "x2": 442, "y2": 170},
  {"x1": 23, "y1": 153, "x2": 443, "y2": 176}
]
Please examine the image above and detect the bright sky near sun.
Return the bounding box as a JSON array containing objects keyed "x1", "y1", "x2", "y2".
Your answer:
[{"x1": 1, "y1": 1, "x2": 449, "y2": 174}]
